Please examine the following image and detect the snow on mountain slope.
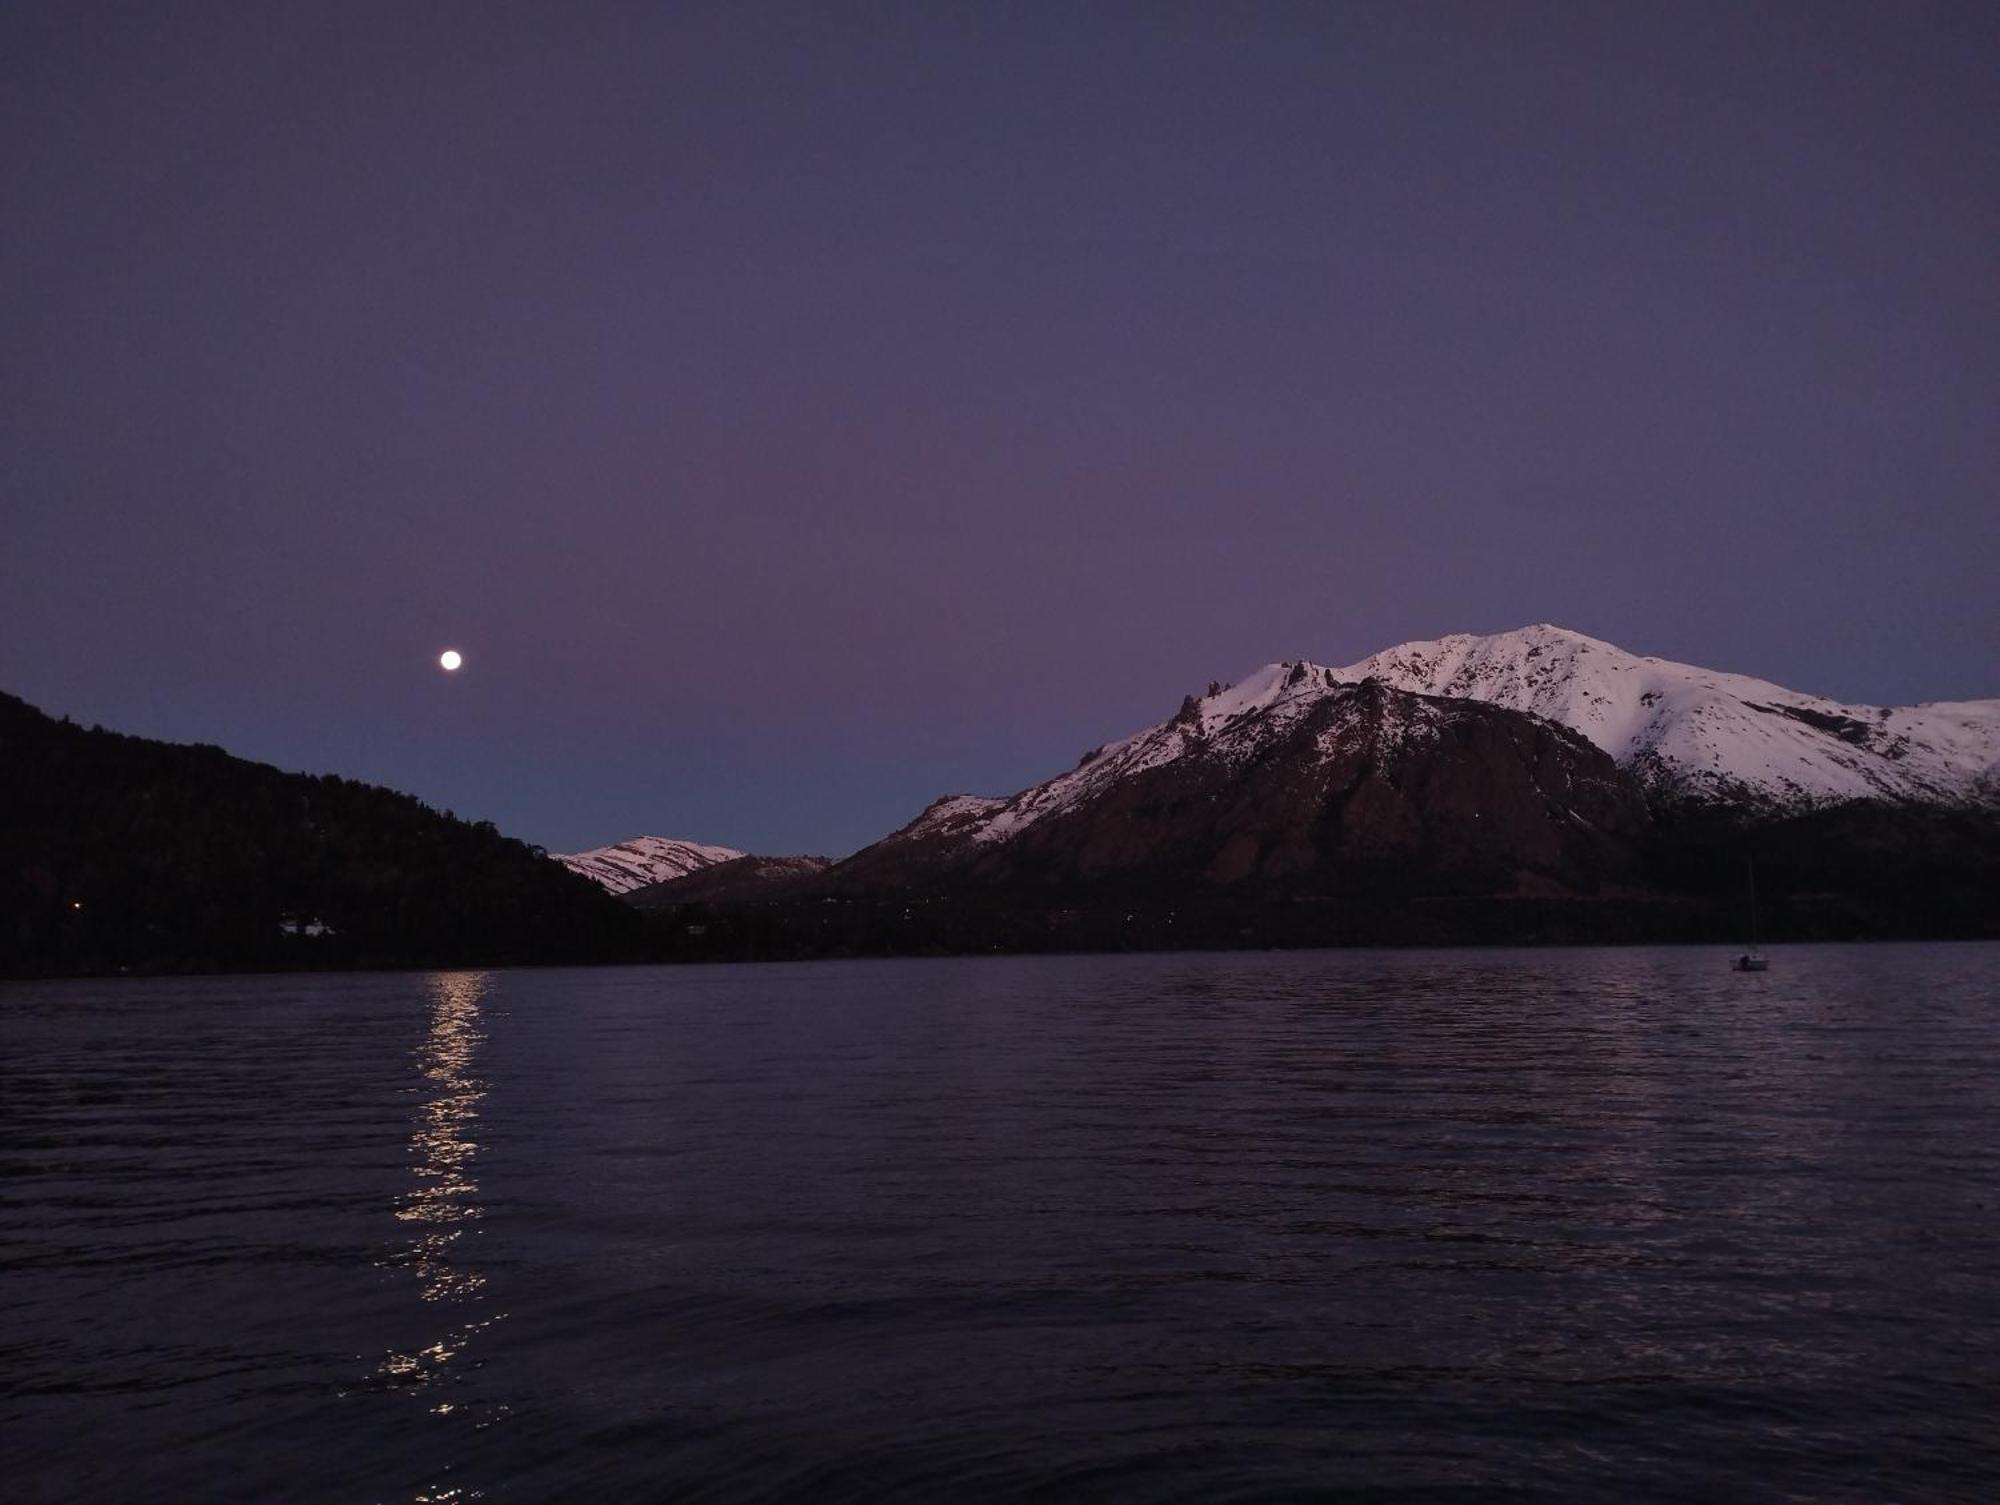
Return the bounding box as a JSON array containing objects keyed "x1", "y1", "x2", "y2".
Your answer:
[
  {"x1": 1330, "y1": 625, "x2": 2000, "y2": 810},
  {"x1": 553, "y1": 836, "x2": 745, "y2": 894},
  {"x1": 964, "y1": 661, "x2": 1360, "y2": 845}
]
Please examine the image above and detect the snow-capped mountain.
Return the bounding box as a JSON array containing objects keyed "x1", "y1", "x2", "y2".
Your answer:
[
  {"x1": 1330, "y1": 625, "x2": 2000, "y2": 811},
  {"x1": 832, "y1": 672, "x2": 1645, "y2": 894},
  {"x1": 845, "y1": 625, "x2": 1994, "y2": 876},
  {"x1": 553, "y1": 836, "x2": 744, "y2": 894}
]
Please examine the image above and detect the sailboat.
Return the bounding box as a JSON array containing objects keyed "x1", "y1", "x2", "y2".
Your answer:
[{"x1": 1733, "y1": 856, "x2": 1769, "y2": 971}]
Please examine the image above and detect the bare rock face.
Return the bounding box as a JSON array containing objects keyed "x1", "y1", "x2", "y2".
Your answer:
[
  {"x1": 623, "y1": 854, "x2": 832, "y2": 908},
  {"x1": 829, "y1": 677, "x2": 1648, "y2": 900}
]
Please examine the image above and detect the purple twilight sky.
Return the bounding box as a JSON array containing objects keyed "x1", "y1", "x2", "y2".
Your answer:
[{"x1": 4, "y1": 2, "x2": 1996, "y2": 857}]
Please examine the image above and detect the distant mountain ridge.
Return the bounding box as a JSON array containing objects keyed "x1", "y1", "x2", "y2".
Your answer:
[
  {"x1": 554, "y1": 836, "x2": 745, "y2": 894},
  {"x1": 10, "y1": 615, "x2": 1996, "y2": 975}
]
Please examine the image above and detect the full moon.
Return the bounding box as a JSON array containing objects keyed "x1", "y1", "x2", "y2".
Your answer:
[{"x1": 438, "y1": 649, "x2": 463, "y2": 672}]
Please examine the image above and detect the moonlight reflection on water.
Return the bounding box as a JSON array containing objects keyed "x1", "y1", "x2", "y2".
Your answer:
[{"x1": 378, "y1": 972, "x2": 497, "y2": 1406}]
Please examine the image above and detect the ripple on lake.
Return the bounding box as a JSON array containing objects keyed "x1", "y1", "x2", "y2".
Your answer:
[{"x1": 3, "y1": 945, "x2": 1998, "y2": 1502}]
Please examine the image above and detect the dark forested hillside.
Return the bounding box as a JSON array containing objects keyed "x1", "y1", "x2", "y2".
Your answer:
[{"x1": 0, "y1": 692, "x2": 641, "y2": 975}]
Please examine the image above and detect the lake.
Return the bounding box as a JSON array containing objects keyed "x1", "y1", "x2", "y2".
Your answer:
[{"x1": 4, "y1": 946, "x2": 1998, "y2": 1502}]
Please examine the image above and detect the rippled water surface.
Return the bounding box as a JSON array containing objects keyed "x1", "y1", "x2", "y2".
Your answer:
[{"x1": 5, "y1": 946, "x2": 2000, "y2": 1502}]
